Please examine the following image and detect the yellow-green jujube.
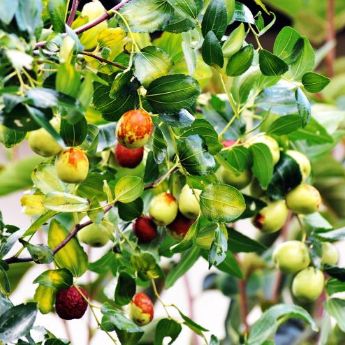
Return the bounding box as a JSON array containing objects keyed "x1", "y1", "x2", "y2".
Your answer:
[
  {"x1": 246, "y1": 134, "x2": 280, "y2": 165},
  {"x1": 149, "y1": 192, "x2": 178, "y2": 226},
  {"x1": 77, "y1": 221, "x2": 113, "y2": 247},
  {"x1": 178, "y1": 184, "x2": 202, "y2": 219},
  {"x1": 286, "y1": 150, "x2": 311, "y2": 181},
  {"x1": 292, "y1": 268, "x2": 324, "y2": 302},
  {"x1": 286, "y1": 184, "x2": 321, "y2": 214},
  {"x1": 321, "y1": 242, "x2": 339, "y2": 266},
  {"x1": 219, "y1": 165, "x2": 252, "y2": 189}
]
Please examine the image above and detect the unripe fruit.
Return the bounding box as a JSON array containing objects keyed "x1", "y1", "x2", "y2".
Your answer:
[
  {"x1": 286, "y1": 184, "x2": 321, "y2": 214},
  {"x1": 55, "y1": 286, "x2": 88, "y2": 320},
  {"x1": 253, "y1": 200, "x2": 288, "y2": 233},
  {"x1": 114, "y1": 143, "x2": 144, "y2": 168},
  {"x1": 168, "y1": 212, "x2": 194, "y2": 239},
  {"x1": 219, "y1": 165, "x2": 252, "y2": 189},
  {"x1": 28, "y1": 128, "x2": 62, "y2": 157},
  {"x1": 321, "y1": 242, "x2": 339, "y2": 266},
  {"x1": 247, "y1": 134, "x2": 280, "y2": 164},
  {"x1": 292, "y1": 268, "x2": 324, "y2": 302},
  {"x1": 130, "y1": 292, "x2": 154, "y2": 326},
  {"x1": 178, "y1": 184, "x2": 202, "y2": 219},
  {"x1": 133, "y1": 216, "x2": 158, "y2": 243},
  {"x1": 286, "y1": 150, "x2": 311, "y2": 181},
  {"x1": 273, "y1": 241, "x2": 310, "y2": 273},
  {"x1": 149, "y1": 192, "x2": 178, "y2": 226},
  {"x1": 116, "y1": 110, "x2": 153, "y2": 148},
  {"x1": 77, "y1": 222, "x2": 113, "y2": 247},
  {"x1": 56, "y1": 148, "x2": 89, "y2": 183}
]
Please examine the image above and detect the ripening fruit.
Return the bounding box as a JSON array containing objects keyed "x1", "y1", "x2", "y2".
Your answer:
[
  {"x1": 130, "y1": 292, "x2": 154, "y2": 326},
  {"x1": 292, "y1": 268, "x2": 324, "y2": 302},
  {"x1": 178, "y1": 184, "x2": 202, "y2": 219},
  {"x1": 28, "y1": 125, "x2": 62, "y2": 157},
  {"x1": 247, "y1": 134, "x2": 280, "y2": 164},
  {"x1": 168, "y1": 212, "x2": 194, "y2": 239},
  {"x1": 286, "y1": 184, "x2": 321, "y2": 214},
  {"x1": 133, "y1": 216, "x2": 158, "y2": 243},
  {"x1": 253, "y1": 200, "x2": 288, "y2": 233},
  {"x1": 321, "y1": 242, "x2": 339, "y2": 266},
  {"x1": 116, "y1": 109, "x2": 153, "y2": 148},
  {"x1": 273, "y1": 241, "x2": 310, "y2": 273},
  {"x1": 219, "y1": 165, "x2": 252, "y2": 189},
  {"x1": 286, "y1": 150, "x2": 311, "y2": 181},
  {"x1": 77, "y1": 221, "x2": 113, "y2": 247},
  {"x1": 223, "y1": 139, "x2": 236, "y2": 147},
  {"x1": 56, "y1": 148, "x2": 89, "y2": 183},
  {"x1": 114, "y1": 143, "x2": 144, "y2": 168},
  {"x1": 149, "y1": 192, "x2": 178, "y2": 226},
  {"x1": 55, "y1": 286, "x2": 88, "y2": 320},
  {"x1": 80, "y1": 1, "x2": 108, "y2": 50}
]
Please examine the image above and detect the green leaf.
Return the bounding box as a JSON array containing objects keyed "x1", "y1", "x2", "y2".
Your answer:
[
  {"x1": 295, "y1": 88, "x2": 311, "y2": 126},
  {"x1": 267, "y1": 115, "x2": 303, "y2": 135},
  {"x1": 15, "y1": 0, "x2": 42, "y2": 37},
  {"x1": 152, "y1": 127, "x2": 167, "y2": 164},
  {"x1": 115, "y1": 272, "x2": 136, "y2": 307},
  {"x1": 101, "y1": 304, "x2": 144, "y2": 345},
  {"x1": 34, "y1": 285, "x2": 55, "y2": 314},
  {"x1": 177, "y1": 135, "x2": 216, "y2": 176},
  {"x1": 228, "y1": 228, "x2": 266, "y2": 253},
  {"x1": 209, "y1": 226, "x2": 228, "y2": 267},
  {"x1": 118, "y1": 198, "x2": 143, "y2": 221},
  {"x1": 120, "y1": 0, "x2": 173, "y2": 33},
  {"x1": 60, "y1": 117, "x2": 88, "y2": 147},
  {"x1": 180, "y1": 119, "x2": 222, "y2": 155},
  {"x1": 248, "y1": 304, "x2": 318, "y2": 345},
  {"x1": 315, "y1": 227, "x2": 345, "y2": 242},
  {"x1": 160, "y1": 109, "x2": 195, "y2": 128},
  {"x1": 171, "y1": 220, "x2": 199, "y2": 253},
  {"x1": 115, "y1": 176, "x2": 144, "y2": 204},
  {"x1": 165, "y1": 247, "x2": 200, "y2": 288},
  {"x1": 226, "y1": 45, "x2": 254, "y2": 76},
  {"x1": 302, "y1": 72, "x2": 330, "y2": 93},
  {"x1": 267, "y1": 153, "x2": 302, "y2": 200},
  {"x1": 250, "y1": 143, "x2": 274, "y2": 189},
  {"x1": 146, "y1": 74, "x2": 200, "y2": 113},
  {"x1": 222, "y1": 23, "x2": 245, "y2": 57},
  {"x1": 0, "y1": 125, "x2": 26, "y2": 148},
  {"x1": 48, "y1": 220, "x2": 88, "y2": 277},
  {"x1": 200, "y1": 184, "x2": 245, "y2": 222},
  {"x1": 0, "y1": 294, "x2": 12, "y2": 318},
  {"x1": 44, "y1": 192, "x2": 89, "y2": 212},
  {"x1": 326, "y1": 298, "x2": 345, "y2": 332},
  {"x1": 218, "y1": 146, "x2": 251, "y2": 172},
  {"x1": 33, "y1": 269, "x2": 73, "y2": 289},
  {"x1": 154, "y1": 318, "x2": 182, "y2": 345},
  {"x1": 326, "y1": 279, "x2": 345, "y2": 295},
  {"x1": 48, "y1": 0, "x2": 67, "y2": 32},
  {"x1": 134, "y1": 46, "x2": 172, "y2": 87},
  {"x1": 21, "y1": 241, "x2": 54, "y2": 264},
  {"x1": 0, "y1": 0, "x2": 18, "y2": 25},
  {"x1": 259, "y1": 49, "x2": 288, "y2": 76},
  {"x1": 202, "y1": 31, "x2": 224, "y2": 68},
  {"x1": 201, "y1": 0, "x2": 228, "y2": 40},
  {"x1": 144, "y1": 152, "x2": 159, "y2": 183},
  {"x1": 177, "y1": 309, "x2": 208, "y2": 334},
  {"x1": 210, "y1": 335, "x2": 220, "y2": 345},
  {"x1": 232, "y1": 2, "x2": 254, "y2": 24},
  {"x1": 215, "y1": 250, "x2": 242, "y2": 278},
  {"x1": 166, "y1": 0, "x2": 202, "y2": 18},
  {"x1": 273, "y1": 26, "x2": 302, "y2": 63},
  {"x1": 0, "y1": 303, "x2": 37, "y2": 343},
  {"x1": 290, "y1": 37, "x2": 315, "y2": 79},
  {"x1": 131, "y1": 252, "x2": 163, "y2": 280}
]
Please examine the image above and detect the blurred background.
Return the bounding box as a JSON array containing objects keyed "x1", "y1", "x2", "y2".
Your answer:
[{"x1": 2, "y1": 0, "x2": 345, "y2": 344}]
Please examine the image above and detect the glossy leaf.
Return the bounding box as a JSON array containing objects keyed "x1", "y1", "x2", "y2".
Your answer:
[
  {"x1": 200, "y1": 184, "x2": 246, "y2": 222},
  {"x1": 226, "y1": 45, "x2": 254, "y2": 77},
  {"x1": 202, "y1": 31, "x2": 224, "y2": 68},
  {"x1": 222, "y1": 23, "x2": 245, "y2": 57},
  {"x1": 152, "y1": 127, "x2": 167, "y2": 164},
  {"x1": 228, "y1": 228, "x2": 266, "y2": 253},
  {"x1": 167, "y1": 0, "x2": 202, "y2": 18},
  {"x1": 60, "y1": 117, "x2": 88, "y2": 147},
  {"x1": 259, "y1": 49, "x2": 288, "y2": 76},
  {"x1": 33, "y1": 268, "x2": 73, "y2": 289},
  {"x1": 48, "y1": 220, "x2": 88, "y2": 277},
  {"x1": 218, "y1": 146, "x2": 251, "y2": 172},
  {"x1": 273, "y1": 26, "x2": 301, "y2": 63},
  {"x1": 115, "y1": 272, "x2": 136, "y2": 307},
  {"x1": 118, "y1": 198, "x2": 143, "y2": 221},
  {"x1": 154, "y1": 318, "x2": 182, "y2": 345},
  {"x1": 114, "y1": 176, "x2": 144, "y2": 204},
  {"x1": 290, "y1": 38, "x2": 315, "y2": 79},
  {"x1": 302, "y1": 72, "x2": 330, "y2": 93},
  {"x1": 267, "y1": 115, "x2": 303, "y2": 135},
  {"x1": 201, "y1": 0, "x2": 228, "y2": 40},
  {"x1": 0, "y1": 125, "x2": 26, "y2": 148},
  {"x1": 34, "y1": 285, "x2": 55, "y2": 314}
]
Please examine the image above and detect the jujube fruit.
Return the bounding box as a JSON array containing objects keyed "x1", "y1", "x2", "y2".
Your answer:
[
  {"x1": 321, "y1": 242, "x2": 339, "y2": 266},
  {"x1": 286, "y1": 184, "x2": 321, "y2": 214},
  {"x1": 168, "y1": 212, "x2": 194, "y2": 239},
  {"x1": 55, "y1": 286, "x2": 88, "y2": 320},
  {"x1": 56, "y1": 148, "x2": 89, "y2": 183},
  {"x1": 292, "y1": 268, "x2": 324, "y2": 302},
  {"x1": 130, "y1": 292, "x2": 154, "y2": 326},
  {"x1": 219, "y1": 165, "x2": 252, "y2": 189},
  {"x1": 253, "y1": 200, "x2": 288, "y2": 233},
  {"x1": 116, "y1": 109, "x2": 153, "y2": 148},
  {"x1": 273, "y1": 240, "x2": 310, "y2": 273},
  {"x1": 149, "y1": 192, "x2": 178, "y2": 226},
  {"x1": 77, "y1": 221, "x2": 113, "y2": 247},
  {"x1": 178, "y1": 184, "x2": 201, "y2": 219},
  {"x1": 114, "y1": 143, "x2": 144, "y2": 168},
  {"x1": 286, "y1": 150, "x2": 311, "y2": 181},
  {"x1": 133, "y1": 216, "x2": 158, "y2": 243}
]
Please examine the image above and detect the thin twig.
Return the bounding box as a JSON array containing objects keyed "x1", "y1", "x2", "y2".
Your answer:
[
  {"x1": 67, "y1": 0, "x2": 80, "y2": 26},
  {"x1": 79, "y1": 51, "x2": 126, "y2": 70}
]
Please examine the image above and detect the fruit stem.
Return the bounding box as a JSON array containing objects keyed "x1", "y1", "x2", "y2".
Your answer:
[{"x1": 151, "y1": 279, "x2": 172, "y2": 319}]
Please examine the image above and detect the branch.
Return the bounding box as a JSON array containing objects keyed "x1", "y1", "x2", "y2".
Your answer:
[
  {"x1": 66, "y1": 0, "x2": 80, "y2": 26},
  {"x1": 79, "y1": 51, "x2": 126, "y2": 70},
  {"x1": 326, "y1": 0, "x2": 336, "y2": 77},
  {"x1": 238, "y1": 279, "x2": 249, "y2": 335},
  {"x1": 35, "y1": 0, "x2": 131, "y2": 49}
]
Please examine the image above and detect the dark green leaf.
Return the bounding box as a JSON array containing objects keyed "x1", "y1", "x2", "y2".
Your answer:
[
  {"x1": 214, "y1": 250, "x2": 242, "y2": 278},
  {"x1": 250, "y1": 143, "x2": 273, "y2": 189},
  {"x1": 146, "y1": 74, "x2": 200, "y2": 113},
  {"x1": 226, "y1": 45, "x2": 254, "y2": 77},
  {"x1": 144, "y1": 152, "x2": 159, "y2": 183},
  {"x1": 21, "y1": 241, "x2": 54, "y2": 264},
  {"x1": 152, "y1": 127, "x2": 167, "y2": 164},
  {"x1": 315, "y1": 227, "x2": 345, "y2": 242},
  {"x1": 228, "y1": 228, "x2": 266, "y2": 253},
  {"x1": 295, "y1": 88, "x2": 311, "y2": 126},
  {"x1": 259, "y1": 49, "x2": 288, "y2": 76},
  {"x1": 201, "y1": 0, "x2": 228, "y2": 40},
  {"x1": 115, "y1": 272, "x2": 136, "y2": 306},
  {"x1": 273, "y1": 26, "x2": 301, "y2": 63},
  {"x1": 218, "y1": 146, "x2": 251, "y2": 172},
  {"x1": 323, "y1": 266, "x2": 345, "y2": 282},
  {"x1": 267, "y1": 115, "x2": 302, "y2": 135},
  {"x1": 302, "y1": 72, "x2": 330, "y2": 93},
  {"x1": 0, "y1": 126, "x2": 26, "y2": 148},
  {"x1": 290, "y1": 37, "x2": 315, "y2": 79},
  {"x1": 202, "y1": 31, "x2": 224, "y2": 68},
  {"x1": 117, "y1": 198, "x2": 143, "y2": 221},
  {"x1": 326, "y1": 279, "x2": 345, "y2": 295},
  {"x1": 60, "y1": 117, "x2": 87, "y2": 147},
  {"x1": 154, "y1": 318, "x2": 182, "y2": 345},
  {"x1": 178, "y1": 309, "x2": 208, "y2": 334}
]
